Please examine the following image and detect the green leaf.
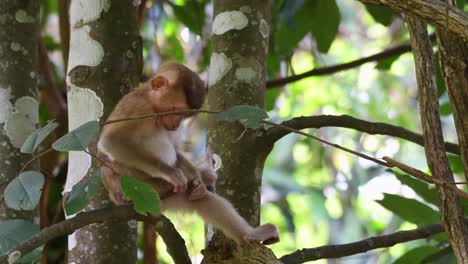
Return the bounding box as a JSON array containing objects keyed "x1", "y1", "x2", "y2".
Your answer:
[
  {"x1": 64, "y1": 170, "x2": 102, "y2": 215},
  {"x1": 215, "y1": 105, "x2": 268, "y2": 129},
  {"x1": 393, "y1": 246, "x2": 440, "y2": 264},
  {"x1": 435, "y1": 52, "x2": 446, "y2": 97},
  {"x1": 365, "y1": 4, "x2": 398, "y2": 26},
  {"x1": 393, "y1": 171, "x2": 439, "y2": 206},
  {"x1": 169, "y1": 1, "x2": 205, "y2": 35},
  {"x1": 4, "y1": 171, "x2": 45, "y2": 211},
  {"x1": 21, "y1": 121, "x2": 58, "y2": 153},
  {"x1": 0, "y1": 220, "x2": 39, "y2": 255},
  {"x1": 43, "y1": 35, "x2": 60, "y2": 50},
  {"x1": 18, "y1": 246, "x2": 42, "y2": 264},
  {"x1": 377, "y1": 193, "x2": 440, "y2": 226},
  {"x1": 421, "y1": 246, "x2": 456, "y2": 264},
  {"x1": 121, "y1": 176, "x2": 161, "y2": 216},
  {"x1": 52, "y1": 121, "x2": 99, "y2": 151},
  {"x1": 310, "y1": 0, "x2": 340, "y2": 53},
  {"x1": 376, "y1": 55, "x2": 400, "y2": 70},
  {"x1": 264, "y1": 88, "x2": 281, "y2": 112},
  {"x1": 440, "y1": 102, "x2": 452, "y2": 116},
  {"x1": 448, "y1": 154, "x2": 464, "y2": 174},
  {"x1": 276, "y1": 0, "x2": 312, "y2": 56}
]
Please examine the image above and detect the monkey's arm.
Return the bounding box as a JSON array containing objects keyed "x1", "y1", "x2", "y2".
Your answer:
[
  {"x1": 99, "y1": 138, "x2": 188, "y2": 192},
  {"x1": 176, "y1": 152, "x2": 208, "y2": 200}
]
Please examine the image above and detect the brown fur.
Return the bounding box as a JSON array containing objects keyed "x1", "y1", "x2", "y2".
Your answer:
[{"x1": 98, "y1": 62, "x2": 279, "y2": 245}]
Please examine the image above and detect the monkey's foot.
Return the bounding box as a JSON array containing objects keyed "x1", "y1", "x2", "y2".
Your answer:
[
  {"x1": 243, "y1": 224, "x2": 280, "y2": 245},
  {"x1": 188, "y1": 179, "x2": 207, "y2": 200}
]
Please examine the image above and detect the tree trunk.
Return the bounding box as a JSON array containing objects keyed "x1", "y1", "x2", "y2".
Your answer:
[
  {"x1": 65, "y1": 1, "x2": 141, "y2": 263},
  {"x1": 0, "y1": 0, "x2": 40, "y2": 221},
  {"x1": 435, "y1": 0, "x2": 468, "y2": 182},
  {"x1": 407, "y1": 17, "x2": 468, "y2": 263},
  {"x1": 206, "y1": 0, "x2": 277, "y2": 262}
]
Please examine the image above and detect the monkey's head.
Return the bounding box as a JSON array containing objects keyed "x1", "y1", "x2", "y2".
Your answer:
[{"x1": 150, "y1": 62, "x2": 206, "y2": 131}]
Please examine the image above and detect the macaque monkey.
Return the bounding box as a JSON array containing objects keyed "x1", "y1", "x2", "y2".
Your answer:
[{"x1": 97, "y1": 62, "x2": 279, "y2": 245}]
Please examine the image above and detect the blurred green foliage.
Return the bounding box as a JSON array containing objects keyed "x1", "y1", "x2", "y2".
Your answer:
[{"x1": 27, "y1": 0, "x2": 468, "y2": 263}]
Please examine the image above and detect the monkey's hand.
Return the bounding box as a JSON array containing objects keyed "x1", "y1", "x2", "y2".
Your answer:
[
  {"x1": 188, "y1": 178, "x2": 208, "y2": 200},
  {"x1": 168, "y1": 168, "x2": 188, "y2": 193}
]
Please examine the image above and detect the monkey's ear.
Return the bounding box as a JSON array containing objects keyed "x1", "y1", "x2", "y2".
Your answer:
[{"x1": 151, "y1": 76, "x2": 168, "y2": 91}]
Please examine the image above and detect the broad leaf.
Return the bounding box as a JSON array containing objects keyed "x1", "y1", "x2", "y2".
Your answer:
[
  {"x1": 421, "y1": 246, "x2": 456, "y2": 264},
  {"x1": 377, "y1": 193, "x2": 440, "y2": 226},
  {"x1": 393, "y1": 246, "x2": 440, "y2": 264},
  {"x1": 440, "y1": 102, "x2": 452, "y2": 116},
  {"x1": 64, "y1": 170, "x2": 102, "y2": 215},
  {"x1": 0, "y1": 220, "x2": 39, "y2": 255},
  {"x1": 121, "y1": 176, "x2": 160, "y2": 216},
  {"x1": 52, "y1": 121, "x2": 99, "y2": 151},
  {"x1": 216, "y1": 105, "x2": 268, "y2": 129},
  {"x1": 393, "y1": 171, "x2": 439, "y2": 206},
  {"x1": 169, "y1": 1, "x2": 205, "y2": 36},
  {"x1": 21, "y1": 121, "x2": 58, "y2": 153},
  {"x1": 365, "y1": 4, "x2": 398, "y2": 26},
  {"x1": 18, "y1": 247, "x2": 42, "y2": 264},
  {"x1": 4, "y1": 171, "x2": 45, "y2": 211},
  {"x1": 309, "y1": 0, "x2": 340, "y2": 53},
  {"x1": 276, "y1": 0, "x2": 312, "y2": 56},
  {"x1": 448, "y1": 154, "x2": 464, "y2": 174},
  {"x1": 376, "y1": 55, "x2": 400, "y2": 70},
  {"x1": 265, "y1": 88, "x2": 281, "y2": 112}
]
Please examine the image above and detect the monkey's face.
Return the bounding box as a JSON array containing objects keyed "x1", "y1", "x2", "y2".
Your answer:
[{"x1": 155, "y1": 88, "x2": 190, "y2": 131}]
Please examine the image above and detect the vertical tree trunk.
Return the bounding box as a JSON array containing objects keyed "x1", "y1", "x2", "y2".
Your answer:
[
  {"x1": 0, "y1": 0, "x2": 40, "y2": 221},
  {"x1": 435, "y1": 0, "x2": 468, "y2": 182},
  {"x1": 206, "y1": 0, "x2": 272, "y2": 256},
  {"x1": 65, "y1": 1, "x2": 141, "y2": 263},
  {"x1": 407, "y1": 17, "x2": 468, "y2": 263}
]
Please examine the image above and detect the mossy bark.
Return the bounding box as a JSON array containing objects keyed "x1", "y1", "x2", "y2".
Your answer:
[{"x1": 66, "y1": 1, "x2": 141, "y2": 263}]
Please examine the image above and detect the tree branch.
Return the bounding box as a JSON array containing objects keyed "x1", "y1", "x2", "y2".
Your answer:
[
  {"x1": 357, "y1": 0, "x2": 468, "y2": 43},
  {"x1": 406, "y1": 16, "x2": 468, "y2": 262},
  {"x1": 267, "y1": 41, "x2": 407, "y2": 88},
  {"x1": 0, "y1": 205, "x2": 191, "y2": 264},
  {"x1": 383, "y1": 157, "x2": 468, "y2": 199},
  {"x1": 263, "y1": 115, "x2": 460, "y2": 155},
  {"x1": 261, "y1": 118, "x2": 468, "y2": 199},
  {"x1": 266, "y1": 35, "x2": 436, "y2": 88},
  {"x1": 280, "y1": 218, "x2": 468, "y2": 264}
]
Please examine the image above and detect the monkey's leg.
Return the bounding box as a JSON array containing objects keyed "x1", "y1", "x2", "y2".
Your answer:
[{"x1": 161, "y1": 192, "x2": 279, "y2": 245}]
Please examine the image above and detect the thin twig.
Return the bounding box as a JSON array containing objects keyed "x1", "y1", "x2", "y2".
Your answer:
[
  {"x1": 261, "y1": 119, "x2": 468, "y2": 199},
  {"x1": 20, "y1": 148, "x2": 53, "y2": 173},
  {"x1": 266, "y1": 35, "x2": 436, "y2": 88},
  {"x1": 383, "y1": 157, "x2": 468, "y2": 199},
  {"x1": 104, "y1": 109, "x2": 219, "y2": 125},
  {"x1": 261, "y1": 120, "x2": 388, "y2": 166},
  {"x1": 84, "y1": 150, "x2": 117, "y2": 174}
]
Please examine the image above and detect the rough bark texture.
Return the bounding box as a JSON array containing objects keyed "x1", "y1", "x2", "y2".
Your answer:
[
  {"x1": 435, "y1": 0, "x2": 468, "y2": 182},
  {"x1": 358, "y1": 0, "x2": 468, "y2": 43},
  {"x1": 66, "y1": 1, "x2": 142, "y2": 263},
  {"x1": 406, "y1": 17, "x2": 468, "y2": 263},
  {"x1": 0, "y1": 0, "x2": 40, "y2": 221},
  {"x1": 205, "y1": 0, "x2": 278, "y2": 262}
]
